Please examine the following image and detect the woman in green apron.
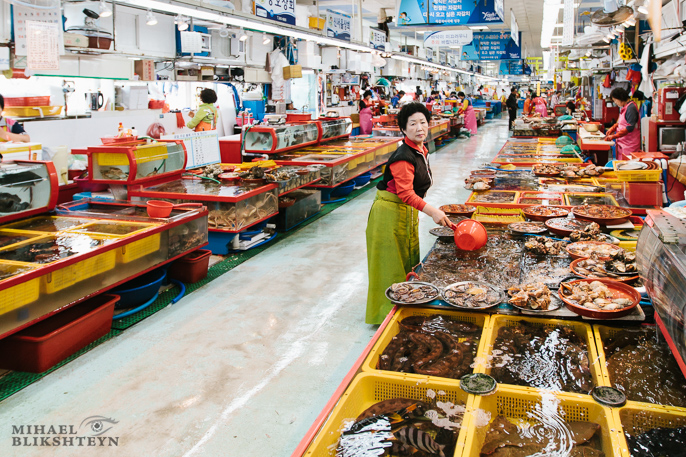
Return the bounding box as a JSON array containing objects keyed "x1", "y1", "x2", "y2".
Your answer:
[{"x1": 365, "y1": 103, "x2": 452, "y2": 325}]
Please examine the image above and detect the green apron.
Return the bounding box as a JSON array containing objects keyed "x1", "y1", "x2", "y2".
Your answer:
[{"x1": 365, "y1": 190, "x2": 420, "y2": 325}]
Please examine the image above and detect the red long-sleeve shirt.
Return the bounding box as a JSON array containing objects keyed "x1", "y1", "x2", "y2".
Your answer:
[{"x1": 384, "y1": 139, "x2": 430, "y2": 211}]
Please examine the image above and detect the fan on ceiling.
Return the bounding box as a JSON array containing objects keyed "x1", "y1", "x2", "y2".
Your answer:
[{"x1": 591, "y1": 0, "x2": 633, "y2": 26}]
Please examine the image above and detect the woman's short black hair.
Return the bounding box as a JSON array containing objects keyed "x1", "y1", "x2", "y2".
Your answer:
[
  {"x1": 457, "y1": 91, "x2": 465, "y2": 98},
  {"x1": 397, "y1": 102, "x2": 431, "y2": 132},
  {"x1": 363, "y1": 90, "x2": 373, "y2": 98},
  {"x1": 398, "y1": 90, "x2": 405, "y2": 96},
  {"x1": 0, "y1": 94, "x2": 4, "y2": 111},
  {"x1": 566, "y1": 101, "x2": 576, "y2": 113},
  {"x1": 610, "y1": 87, "x2": 630, "y2": 102},
  {"x1": 200, "y1": 88, "x2": 217, "y2": 104}
]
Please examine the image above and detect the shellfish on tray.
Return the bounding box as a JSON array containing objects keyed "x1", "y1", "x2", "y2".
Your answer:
[
  {"x1": 560, "y1": 280, "x2": 634, "y2": 311},
  {"x1": 524, "y1": 237, "x2": 567, "y2": 256},
  {"x1": 507, "y1": 282, "x2": 554, "y2": 311},
  {"x1": 386, "y1": 282, "x2": 439, "y2": 304},
  {"x1": 441, "y1": 281, "x2": 502, "y2": 309}
]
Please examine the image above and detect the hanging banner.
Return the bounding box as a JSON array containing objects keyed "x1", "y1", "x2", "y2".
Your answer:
[
  {"x1": 511, "y1": 9, "x2": 518, "y2": 46},
  {"x1": 562, "y1": 0, "x2": 575, "y2": 47},
  {"x1": 460, "y1": 31, "x2": 522, "y2": 61},
  {"x1": 396, "y1": 0, "x2": 504, "y2": 26},
  {"x1": 13, "y1": 5, "x2": 64, "y2": 57},
  {"x1": 370, "y1": 27, "x2": 386, "y2": 50},
  {"x1": 499, "y1": 60, "x2": 531, "y2": 75},
  {"x1": 253, "y1": 0, "x2": 296, "y2": 26},
  {"x1": 424, "y1": 30, "x2": 473, "y2": 48},
  {"x1": 325, "y1": 9, "x2": 352, "y2": 41}
]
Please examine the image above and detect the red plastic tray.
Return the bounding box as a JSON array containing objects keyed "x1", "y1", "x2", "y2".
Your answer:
[
  {"x1": 0, "y1": 294, "x2": 118, "y2": 373},
  {"x1": 4, "y1": 96, "x2": 50, "y2": 107}
]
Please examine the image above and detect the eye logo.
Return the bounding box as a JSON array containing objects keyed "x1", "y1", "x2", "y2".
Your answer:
[{"x1": 80, "y1": 416, "x2": 118, "y2": 437}]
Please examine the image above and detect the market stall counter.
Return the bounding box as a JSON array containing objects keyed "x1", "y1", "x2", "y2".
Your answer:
[{"x1": 0, "y1": 199, "x2": 207, "y2": 340}]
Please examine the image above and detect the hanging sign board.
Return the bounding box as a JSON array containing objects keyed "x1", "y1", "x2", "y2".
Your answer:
[
  {"x1": 562, "y1": 0, "x2": 575, "y2": 47},
  {"x1": 511, "y1": 10, "x2": 519, "y2": 46},
  {"x1": 253, "y1": 0, "x2": 296, "y2": 26},
  {"x1": 424, "y1": 30, "x2": 473, "y2": 48},
  {"x1": 396, "y1": 0, "x2": 503, "y2": 26},
  {"x1": 26, "y1": 21, "x2": 60, "y2": 70},
  {"x1": 326, "y1": 9, "x2": 352, "y2": 41},
  {"x1": 370, "y1": 27, "x2": 386, "y2": 50},
  {"x1": 461, "y1": 31, "x2": 522, "y2": 61},
  {"x1": 13, "y1": 5, "x2": 64, "y2": 57}
]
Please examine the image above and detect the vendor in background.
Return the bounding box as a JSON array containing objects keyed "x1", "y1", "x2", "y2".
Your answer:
[
  {"x1": 365, "y1": 103, "x2": 452, "y2": 324},
  {"x1": 0, "y1": 95, "x2": 30, "y2": 142},
  {"x1": 533, "y1": 96, "x2": 548, "y2": 117},
  {"x1": 186, "y1": 89, "x2": 218, "y2": 132},
  {"x1": 507, "y1": 88, "x2": 518, "y2": 130},
  {"x1": 457, "y1": 92, "x2": 477, "y2": 136},
  {"x1": 523, "y1": 92, "x2": 533, "y2": 116},
  {"x1": 391, "y1": 90, "x2": 405, "y2": 108},
  {"x1": 359, "y1": 90, "x2": 374, "y2": 135},
  {"x1": 604, "y1": 87, "x2": 641, "y2": 159},
  {"x1": 500, "y1": 89, "x2": 507, "y2": 104},
  {"x1": 566, "y1": 100, "x2": 576, "y2": 116},
  {"x1": 550, "y1": 90, "x2": 562, "y2": 107}
]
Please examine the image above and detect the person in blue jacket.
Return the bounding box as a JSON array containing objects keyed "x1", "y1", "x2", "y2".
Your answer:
[{"x1": 391, "y1": 90, "x2": 405, "y2": 108}]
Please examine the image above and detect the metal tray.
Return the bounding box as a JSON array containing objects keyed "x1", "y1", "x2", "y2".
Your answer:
[
  {"x1": 385, "y1": 281, "x2": 440, "y2": 305},
  {"x1": 440, "y1": 281, "x2": 503, "y2": 310}
]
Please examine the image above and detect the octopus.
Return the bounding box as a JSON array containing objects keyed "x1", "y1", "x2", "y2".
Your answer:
[{"x1": 376, "y1": 315, "x2": 480, "y2": 379}]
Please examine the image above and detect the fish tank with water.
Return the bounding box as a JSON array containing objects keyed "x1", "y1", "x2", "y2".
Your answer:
[
  {"x1": 243, "y1": 123, "x2": 319, "y2": 154},
  {"x1": 0, "y1": 160, "x2": 58, "y2": 225},
  {"x1": 85, "y1": 140, "x2": 186, "y2": 184},
  {"x1": 317, "y1": 118, "x2": 352, "y2": 142}
]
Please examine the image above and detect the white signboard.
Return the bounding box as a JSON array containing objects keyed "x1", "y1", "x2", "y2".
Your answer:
[
  {"x1": 13, "y1": 5, "x2": 64, "y2": 57},
  {"x1": 563, "y1": 0, "x2": 575, "y2": 47},
  {"x1": 424, "y1": 30, "x2": 473, "y2": 48},
  {"x1": 26, "y1": 21, "x2": 60, "y2": 70},
  {"x1": 325, "y1": 9, "x2": 352, "y2": 41},
  {"x1": 162, "y1": 131, "x2": 221, "y2": 169},
  {"x1": 370, "y1": 27, "x2": 386, "y2": 50},
  {"x1": 511, "y1": 10, "x2": 519, "y2": 46}
]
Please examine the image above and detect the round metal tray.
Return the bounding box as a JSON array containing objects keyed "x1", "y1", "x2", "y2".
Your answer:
[
  {"x1": 441, "y1": 281, "x2": 503, "y2": 309},
  {"x1": 509, "y1": 293, "x2": 563, "y2": 313},
  {"x1": 385, "y1": 281, "x2": 440, "y2": 305}
]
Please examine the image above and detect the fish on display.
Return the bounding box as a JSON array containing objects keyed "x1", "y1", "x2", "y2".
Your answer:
[{"x1": 395, "y1": 425, "x2": 446, "y2": 457}]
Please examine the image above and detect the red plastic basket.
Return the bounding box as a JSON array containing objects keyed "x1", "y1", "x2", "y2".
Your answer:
[
  {"x1": 0, "y1": 294, "x2": 118, "y2": 373},
  {"x1": 100, "y1": 136, "x2": 138, "y2": 145},
  {"x1": 4, "y1": 96, "x2": 50, "y2": 107},
  {"x1": 168, "y1": 249, "x2": 211, "y2": 283}
]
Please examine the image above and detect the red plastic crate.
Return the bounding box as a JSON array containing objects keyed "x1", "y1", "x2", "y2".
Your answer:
[
  {"x1": 4, "y1": 96, "x2": 50, "y2": 107},
  {"x1": 168, "y1": 249, "x2": 211, "y2": 283},
  {"x1": 623, "y1": 181, "x2": 663, "y2": 207},
  {"x1": 0, "y1": 294, "x2": 118, "y2": 373}
]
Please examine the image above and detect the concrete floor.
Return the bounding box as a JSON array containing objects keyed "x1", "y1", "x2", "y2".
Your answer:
[{"x1": 0, "y1": 118, "x2": 510, "y2": 457}]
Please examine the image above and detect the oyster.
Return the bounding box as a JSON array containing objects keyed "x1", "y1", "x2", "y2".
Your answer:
[
  {"x1": 560, "y1": 281, "x2": 635, "y2": 311},
  {"x1": 507, "y1": 282, "x2": 552, "y2": 310}
]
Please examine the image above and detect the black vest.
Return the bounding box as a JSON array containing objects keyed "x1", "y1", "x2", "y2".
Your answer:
[{"x1": 377, "y1": 140, "x2": 433, "y2": 198}]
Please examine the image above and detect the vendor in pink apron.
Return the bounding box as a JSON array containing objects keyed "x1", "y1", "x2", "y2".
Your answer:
[
  {"x1": 359, "y1": 90, "x2": 374, "y2": 135},
  {"x1": 457, "y1": 92, "x2": 477, "y2": 136},
  {"x1": 604, "y1": 87, "x2": 640, "y2": 160},
  {"x1": 533, "y1": 97, "x2": 548, "y2": 117}
]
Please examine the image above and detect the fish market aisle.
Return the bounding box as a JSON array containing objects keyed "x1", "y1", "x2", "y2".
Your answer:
[{"x1": 0, "y1": 119, "x2": 509, "y2": 457}]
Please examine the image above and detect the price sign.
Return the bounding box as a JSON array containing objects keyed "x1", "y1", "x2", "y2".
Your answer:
[
  {"x1": 162, "y1": 131, "x2": 221, "y2": 169},
  {"x1": 254, "y1": 0, "x2": 296, "y2": 26},
  {"x1": 326, "y1": 9, "x2": 352, "y2": 41}
]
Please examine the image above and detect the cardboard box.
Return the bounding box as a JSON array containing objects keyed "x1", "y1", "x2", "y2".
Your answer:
[
  {"x1": 63, "y1": 32, "x2": 88, "y2": 48},
  {"x1": 283, "y1": 65, "x2": 302, "y2": 79},
  {"x1": 200, "y1": 66, "x2": 214, "y2": 76},
  {"x1": 134, "y1": 60, "x2": 155, "y2": 81}
]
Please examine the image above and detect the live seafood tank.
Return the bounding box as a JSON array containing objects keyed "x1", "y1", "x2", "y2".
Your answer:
[
  {"x1": 243, "y1": 123, "x2": 320, "y2": 154},
  {"x1": 0, "y1": 201, "x2": 208, "y2": 339},
  {"x1": 0, "y1": 160, "x2": 58, "y2": 224},
  {"x1": 316, "y1": 118, "x2": 352, "y2": 142},
  {"x1": 84, "y1": 140, "x2": 186, "y2": 184},
  {"x1": 636, "y1": 209, "x2": 686, "y2": 377},
  {"x1": 129, "y1": 179, "x2": 278, "y2": 232}
]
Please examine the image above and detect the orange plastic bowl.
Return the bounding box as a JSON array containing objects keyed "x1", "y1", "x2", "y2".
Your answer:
[
  {"x1": 146, "y1": 200, "x2": 202, "y2": 218},
  {"x1": 453, "y1": 219, "x2": 488, "y2": 251}
]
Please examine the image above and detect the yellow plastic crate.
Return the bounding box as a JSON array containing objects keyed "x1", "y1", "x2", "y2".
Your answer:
[
  {"x1": 303, "y1": 372, "x2": 473, "y2": 457},
  {"x1": 477, "y1": 314, "x2": 605, "y2": 392},
  {"x1": 0, "y1": 261, "x2": 40, "y2": 315},
  {"x1": 471, "y1": 206, "x2": 525, "y2": 224},
  {"x1": 67, "y1": 221, "x2": 155, "y2": 237},
  {"x1": 615, "y1": 402, "x2": 686, "y2": 457},
  {"x1": 361, "y1": 307, "x2": 489, "y2": 379},
  {"x1": 613, "y1": 161, "x2": 663, "y2": 182},
  {"x1": 0, "y1": 216, "x2": 91, "y2": 233},
  {"x1": 459, "y1": 386, "x2": 626, "y2": 457},
  {"x1": 618, "y1": 241, "x2": 637, "y2": 252},
  {"x1": 115, "y1": 233, "x2": 161, "y2": 263},
  {"x1": 95, "y1": 143, "x2": 169, "y2": 167},
  {"x1": 593, "y1": 325, "x2": 686, "y2": 410},
  {"x1": 564, "y1": 192, "x2": 619, "y2": 206},
  {"x1": 467, "y1": 191, "x2": 520, "y2": 205},
  {"x1": 42, "y1": 249, "x2": 116, "y2": 294}
]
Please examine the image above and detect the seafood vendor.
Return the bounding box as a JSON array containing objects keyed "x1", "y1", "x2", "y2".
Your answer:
[
  {"x1": 523, "y1": 92, "x2": 533, "y2": 116},
  {"x1": 186, "y1": 88, "x2": 218, "y2": 132},
  {"x1": 391, "y1": 90, "x2": 405, "y2": 108},
  {"x1": 507, "y1": 89, "x2": 518, "y2": 130},
  {"x1": 359, "y1": 90, "x2": 373, "y2": 135},
  {"x1": 0, "y1": 95, "x2": 30, "y2": 142},
  {"x1": 604, "y1": 87, "x2": 641, "y2": 159},
  {"x1": 365, "y1": 103, "x2": 452, "y2": 325},
  {"x1": 457, "y1": 92, "x2": 477, "y2": 136},
  {"x1": 533, "y1": 96, "x2": 548, "y2": 117},
  {"x1": 566, "y1": 100, "x2": 576, "y2": 115}
]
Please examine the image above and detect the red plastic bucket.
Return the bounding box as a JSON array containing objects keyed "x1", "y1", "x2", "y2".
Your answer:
[{"x1": 168, "y1": 249, "x2": 211, "y2": 283}]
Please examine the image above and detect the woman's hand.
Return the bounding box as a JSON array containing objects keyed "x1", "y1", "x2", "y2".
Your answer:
[{"x1": 424, "y1": 205, "x2": 452, "y2": 227}]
